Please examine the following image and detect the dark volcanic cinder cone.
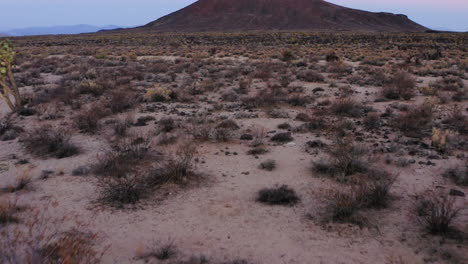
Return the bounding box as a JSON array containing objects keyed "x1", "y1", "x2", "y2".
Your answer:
[{"x1": 137, "y1": 0, "x2": 427, "y2": 32}]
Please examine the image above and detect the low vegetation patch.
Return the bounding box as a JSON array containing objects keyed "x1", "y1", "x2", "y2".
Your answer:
[
  {"x1": 20, "y1": 126, "x2": 79, "y2": 159},
  {"x1": 257, "y1": 185, "x2": 299, "y2": 206}
]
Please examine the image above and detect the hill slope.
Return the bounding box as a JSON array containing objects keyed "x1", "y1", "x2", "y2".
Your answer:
[{"x1": 140, "y1": 0, "x2": 427, "y2": 32}]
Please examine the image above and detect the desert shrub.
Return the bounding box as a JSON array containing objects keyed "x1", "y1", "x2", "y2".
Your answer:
[
  {"x1": 321, "y1": 174, "x2": 394, "y2": 224},
  {"x1": 271, "y1": 132, "x2": 293, "y2": 143},
  {"x1": 214, "y1": 127, "x2": 233, "y2": 142},
  {"x1": 157, "y1": 117, "x2": 177, "y2": 133},
  {"x1": 144, "y1": 87, "x2": 175, "y2": 102},
  {"x1": 138, "y1": 242, "x2": 177, "y2": 261},
  {"x1": 363, "y1": 113, "x2": 381, "y2": 130},
  {"x1": 77, "y1": 80, "x2": 106, "y2": 96},
  {"x1": 415, "y1": 191, "x2": 463, "y2": 234},
  {"x1": 277, "y1": 123, "x2": 291, "y2": 130},
  {"x1": 287, "y1": 95, "x2": 313, "y2": 107},
  {"x1": 431, "y1": 76, "x2": 464, "y2": 91},
  {"x1": 98, "y1": 174, "x2": 146, "y2": 206},
  {"x1": 247, "y1": 147, "x2": 268, "y2": 156},
  {"x1": 443, "y1": 165, "x2": 467, "y2": 186},
  {"x1": 241, "y1": 89, "x2": 279, "y2": 109},
  {"x1": 0, "y1": 116, "x2": 23, "y2": 141},
  {"x1": 356, "y1": 176, "x2": 396, "y2": 209},
  {"x1": 330, "y1": 98, "x2": 364, "y2": 118},
  {"x1": 322, "y1": 189, "x2": 362, "y2": 224},
  {"x1": 327, "y1": 61, "x2": 352, "y2": 76},
  {"x1": 312, "y1": 136, "x2": 367, "y2": 180},
  {"x1": 73, "y1": 103, "x2": 110, "y2": 134},
  {"x1": 93, "y1": 136, "x2": 150, "y2": 178},
  {"x1": 1, "y1": 222, "x2": 103, "y2": 264},
  {"x1": 146, "y1": 143, "x2": 199, "y2": 187},
  {"x1": 443, "y1": 105, "x2": 468, "y2": 135},
  {"x1": 106, "y1": 89, "x2": 137, "y2": 114},
  {"x1": 259, "y1": 159, "x2": 276, "y2": 171},
  {"x1": 325, "y1": 52, "x2": 340, "y2": 62},
  {"x1": 0, "y1": 200, "x2": 19, "y2": 225},
  {"x1": 297, "y1": 70, "x2": 325, "y2": 82},
  {"x1": 135, "y1": 115, "x2": 156, "y2": 127},
  {"x1": 2, "y1": 175, "x2": 32, "y2": 193},
  {"x1": 281, "y1": 50, "x2": 294, "y2": 62},
  {"x1": 382, "y1": 72, "x2": 416, "y2": 100},
  {"x1": 391, "y1": 103, "x2": 434, "y2": 137},
  {"x1": 256, "y1": 185, "x2": 299, "y2": 206},
  {"x1": 216, "y1": 119, "x2": 240, "y2": 130},
  {"x1": 20, "y1": 126, "x2": 79, "y2": 159},
  {"x1": 112, "y1": 116, "x2": 133, "y2": 137}
]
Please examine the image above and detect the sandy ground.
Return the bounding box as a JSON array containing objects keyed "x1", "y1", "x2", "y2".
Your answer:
[{"x1": 1, "y1": 53, "x2": 467, "y2": 263}]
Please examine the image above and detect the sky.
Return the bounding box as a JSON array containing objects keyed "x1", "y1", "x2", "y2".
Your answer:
[{"x1": 0, "y1": 0, "x2": 467, "y2": 31}]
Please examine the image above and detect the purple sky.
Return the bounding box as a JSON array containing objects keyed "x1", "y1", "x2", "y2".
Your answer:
[{"x1": 1, "y1": 0, "x2": 467, "y2": 31}]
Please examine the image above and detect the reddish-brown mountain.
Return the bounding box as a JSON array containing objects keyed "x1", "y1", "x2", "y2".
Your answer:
[{"x1": 139, "y1": 0, "x2": 427, "y2": 32}]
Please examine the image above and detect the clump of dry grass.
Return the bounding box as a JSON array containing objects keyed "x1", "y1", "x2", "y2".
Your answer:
[
  {"x1": 20, "y1": 125, "x2": 79, "y2": 159},
  {"x1": 312, "y1": 136, "x2": 368, "y2": 181},
  {"x1": 391, "y1": 103, "x2": 434, "y2": 137},
  {"x1": 382, "y1": 72, "x2": 416, "y2": 100},
  {"x1": 414, "y1": 191, "x2": 463, "y2": 234}
]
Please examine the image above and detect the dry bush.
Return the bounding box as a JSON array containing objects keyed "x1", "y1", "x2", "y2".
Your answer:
[
  {"x1": 330, "y1": 98, "x2": 364, "y2": 118},
  {"x1": 382, "y1": 72, "x2": 416, "y2": 100},
  {"x1": 241, "y1": 89, "x2": 279, "y2": 109},
  {"x1": 20, "y1": 126, "x2": 79, "y2": 159},
  {"x1": 1, "y1": 174, "x2": 32, "y2": 194},
  {"x1": 106, "y1": 89, "x2": 137, "y2": 114},
  {"x1": 431, "y1": 75, "x2": 464, "y2": 91},
  {"x1": 0, "y1": 115, "x2": 23, "y2": 141},
  {"x1": 271, "y1": 132, "x2": 293, "y2": 143},
  {"x1": 247, "y1": 147, "x2": 268, "y2": 156},
  {"x1": 327, "y1": 61, "x2": 352, "y2": 77},
  {"x1": 414, "y1": 191, "x2": 463, "y2": 234},
  {"x1": 137, "y1": 241, "x2": 178, "y2": 261},
  {"x1": 0, "y1": 212, "x2": 103, "y2": 264},
  {"x1": 391, "y1": 103, "x2": 434, "y2": 137},
  {"x1": 98, "y1": 174, "x2": 146, "y2": 206},
  {"x1": 363, "y1": 113, "x2": 382, "y2": 130},
  {"x1": 157, "y1": 117, "x2": 178, "y2": 133},
  {"x1": 443, "y1": 105, "x2": 468, "y2": 135},
  {"x1": 93, "y1": 136, "x2": 150, "y2": 178},
  {"x1": 297, "y1": 69, "x2": 325, "y2": 82},
  {"x1": 0, "y1": 200, "x2": 19, "y2": 225},
  {"x1": 256, "y1": 185, "x2": 299, "y2": 206},
  {"x1": 443, "y1": 165, "x2": 468, "y2": 186},
  {"x1": 259, "y1": 159, "x2": 276, "y2": 171},
  {"x1": 321, "y1": 174, "x2": 395, "y2": 224},
  {"x1": 313, "y1": 136, "x2": 367, "y2": 181},
  {"x1": 112, "y1": 116, "x2": 133, "y2": 137},
  {"x1": 147, "y1": 143, "x2": 199, "y2": 187},
  {"x1": 73, "y1": 103, "x2": 110, "y2": 134}
]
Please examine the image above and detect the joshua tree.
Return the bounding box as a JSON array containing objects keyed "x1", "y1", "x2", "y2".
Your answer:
[{"x1": 0, "y1": 40, "x2": 21, "y2": 111}]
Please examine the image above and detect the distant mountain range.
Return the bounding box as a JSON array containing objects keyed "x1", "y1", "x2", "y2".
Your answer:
[{"x1": 0, "y1": 24, "x2": 123, "y2": 36}]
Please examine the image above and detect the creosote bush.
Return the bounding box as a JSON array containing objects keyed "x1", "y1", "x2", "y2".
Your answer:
[
  {"x1": 257, "y1": 185, "x2": 299, "y2": 206},
  {"x1": 382, "y1": 72, "x2": 416, "y2": 100},
  {"x1": 20, "y1": 125, "x2": 79, "y2": 159},
  {"x1": 415, "y1": 191, "x2": 463, "y2": 234},
  {"x1": 259, "y1": 159, "x2": 276, "y2": 171},
  {"x1": 313, "y1": 136, "x2": 367, "y2": 181},
  {"x1": 392, "y1": 103, "x2": 434, "y2": 137},
  {"x1": 330, "y1": 98, "x2": 364, "y2": 118}
]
